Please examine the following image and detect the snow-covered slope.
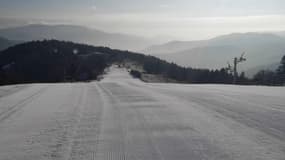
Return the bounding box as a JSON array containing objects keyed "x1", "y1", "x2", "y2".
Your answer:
[{"x1": 0, "y1": 66, "x2": 285, "y2": 159}]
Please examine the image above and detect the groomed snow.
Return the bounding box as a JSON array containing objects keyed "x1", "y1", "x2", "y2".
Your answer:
[{"x1": 0, "y1": 66, "x2": 285, "y2": 160}]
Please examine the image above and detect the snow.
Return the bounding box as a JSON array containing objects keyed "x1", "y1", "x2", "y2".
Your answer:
[{"x1": 0, "y1": 66, "x2": 285, "y2": 160}]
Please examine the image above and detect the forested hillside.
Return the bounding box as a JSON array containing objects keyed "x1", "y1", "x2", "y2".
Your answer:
[
  {"x1": 1, "y1": 40, "x2": 284, "y2": 86},
  {"x1": 0, "y1": 40, "x2": 236, "y2": 85}
]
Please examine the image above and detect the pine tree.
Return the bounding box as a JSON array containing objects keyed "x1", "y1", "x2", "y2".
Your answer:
[{"x1": 277, "y1": 55, "x2": 285, "y2": 84}]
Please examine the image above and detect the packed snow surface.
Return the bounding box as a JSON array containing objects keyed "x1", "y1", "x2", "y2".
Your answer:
[{"x1": 0, "y1": 66, "x2": 285, "y2": 160}]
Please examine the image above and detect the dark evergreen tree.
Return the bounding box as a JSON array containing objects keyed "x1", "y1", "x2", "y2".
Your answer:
[
  {"x1": 253, "y1": 70, "x2": 277, "y2": 85},
  {"x1": 276, "y1": 55, "x2": 285, "y2": 84},
  {"x1": 0, "y1": 40, "x2": 236, "y2": 85}
]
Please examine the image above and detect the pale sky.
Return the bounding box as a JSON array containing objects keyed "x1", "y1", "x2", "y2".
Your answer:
[{"x1": 0, "y1": 0, "x2": 285, "y2": 40}]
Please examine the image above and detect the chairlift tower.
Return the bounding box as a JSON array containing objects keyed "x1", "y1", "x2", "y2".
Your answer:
[{"x1": 226, "y1": 52, "x2": 246, "y2": 84}]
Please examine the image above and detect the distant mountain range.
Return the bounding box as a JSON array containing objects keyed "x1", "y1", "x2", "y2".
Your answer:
[
  {"x1": 144, "y1": 32, "x2": 285, "y2": 77},
  {"x1": 0, "y1": 24, "x2": 284, "y2": 77},
  {"x1": 0, "y1": 24, "x2": 153, "y2": 51}
]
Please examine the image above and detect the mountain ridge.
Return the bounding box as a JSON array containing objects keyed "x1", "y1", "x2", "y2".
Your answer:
[
  {"x1": 144, "y1": 32, "x2": 285, "y2": 77},
  {"x1": 0, "y1": 24, "x2": 153, "y2": 51},
  {"x1": 144, "y1": 32, "x2": 285, "y2": 55}
]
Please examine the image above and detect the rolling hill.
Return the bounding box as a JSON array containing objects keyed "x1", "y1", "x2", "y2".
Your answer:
[
  {"x1": 0, "y1": 40, "x2": 235, "y2": 85},
  {"x1": 145, "y1": 33, "x2": 285, "y2": 76},
  {"x1": 0, "y1": 24, "x2": 152, "y2": 51}
]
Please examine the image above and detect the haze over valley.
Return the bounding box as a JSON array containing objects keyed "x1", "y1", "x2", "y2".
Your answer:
[
  {"x1": 145, "y1": 32, "x2": 285, "y2": 77},
  {"x1": 0, "y1": 24, "x2": 284, "y2": 77},
  {"x1": 1, "y1": 1, "x2": 285, "y2": 160}
]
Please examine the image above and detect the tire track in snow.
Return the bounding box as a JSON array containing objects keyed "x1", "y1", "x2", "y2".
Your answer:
[
  {"x1": 67, "y1": 83, "x2": 103, "y2": 160},
  {"x1": 96, "y1": 82, "x2": 167, "y2": 160},
  {"x1": 46, "y1": 83, "x2": 104, "y2": 160},
  {"x1": 95, "y1": 83, "x2": 128, "y2": 160},
  {"x1": 0, "y1": 86, "x2": 47, "y2": 123},
  {"x1": 0, "y1": 84, "x2": 29, "y2": 98},
  {"x1": 46, "y1": 84, "x2": 86, "y2": 160}
]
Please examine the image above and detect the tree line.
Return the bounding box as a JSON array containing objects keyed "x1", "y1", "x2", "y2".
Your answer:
[
  {"x1": 252, "y1": 55, "x2": 285, "y2": 85},
  {"x1": 0, "y1": 40, "x2": 284, "y2": 86}
]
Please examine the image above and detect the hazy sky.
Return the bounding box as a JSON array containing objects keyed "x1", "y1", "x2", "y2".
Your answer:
[{"x1": 0, "y1": 0, "x2": 285, "y2": 40}]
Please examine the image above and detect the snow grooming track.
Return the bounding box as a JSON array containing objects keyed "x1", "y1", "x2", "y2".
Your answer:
[
  {"x1": 0, "y1": 86, "x2": 47, "y2": 122},
  {"x1": 0, "y1": 84, "x2": 29, "y2": 98},
  {"x1": 96, "y1": 82, "x2": 169, "y2": 160},
  {"x1": 95, "y1": 83, "x2": 128, "y2": 160},
  {"x1": 124, "y1": 82, "x2": 285, "y2": 160},
  {"x1": 46, "y1": 83, "x2": 104, "y2": 160},
  {"x1": 1, "y1": 66, "x2": 285, "y2": 160},
  {"x1": 60, "y1": 83, "x2": 86, "y2": 160},
  {"x1": 67, "y1": 83, "x2": 104, "y2": 160}
]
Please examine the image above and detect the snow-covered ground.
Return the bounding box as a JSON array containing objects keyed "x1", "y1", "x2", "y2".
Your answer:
[{"x1": 0, "y1": 66, "x2": 285, "y2": 160}]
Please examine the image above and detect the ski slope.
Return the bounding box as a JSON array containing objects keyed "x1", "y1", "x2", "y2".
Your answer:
[{"x1": 0, "y1": 66, "x2": 285, "y2": 160}]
